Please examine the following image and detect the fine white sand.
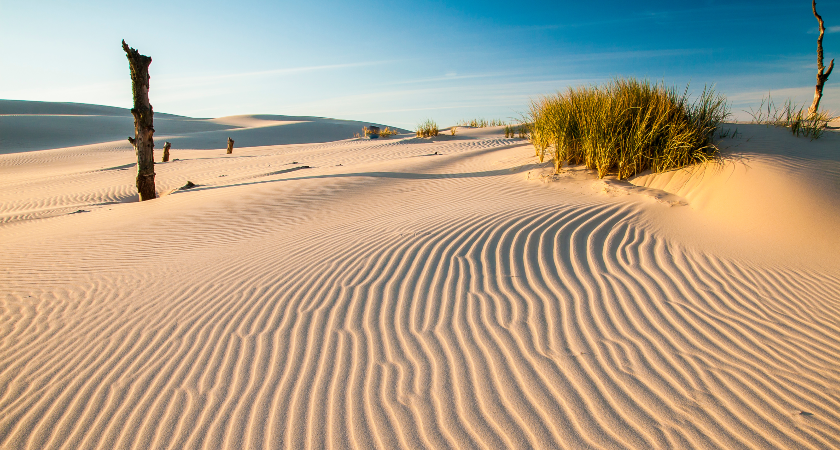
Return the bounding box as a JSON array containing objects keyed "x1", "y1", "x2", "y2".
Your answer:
[{"x1": 1, "y1": 102, "x2": 839, "y2": 449}]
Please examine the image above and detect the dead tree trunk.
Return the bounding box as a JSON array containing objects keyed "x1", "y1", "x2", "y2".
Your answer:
[
  {"x1": 122, "y1": 40, "x2": 156, "y2": 201},
  {"x1": 227, "y1": 137, "x2": 234, "y2": 154},
  {"x1": 162, "y1": 141, "x2": 171, "y2": 162},
  {"x1": 809, "y1": 0, "x2": 835, "y2": 117}
]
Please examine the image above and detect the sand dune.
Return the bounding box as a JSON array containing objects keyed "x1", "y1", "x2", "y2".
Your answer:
[
  {"x1": 1, "y1": 105, "x2": 839, "y2": 449},
  {"x1": 631, "y1": 124, "x2": 840, "y2": 269},
  {"x1": 0, "y1": 100, "x2": 408, "y2": 154}
]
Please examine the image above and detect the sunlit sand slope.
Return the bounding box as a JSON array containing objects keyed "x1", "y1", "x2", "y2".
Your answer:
[{"x1": 1, "y1": 117, "x2": 839, "y2": 449}]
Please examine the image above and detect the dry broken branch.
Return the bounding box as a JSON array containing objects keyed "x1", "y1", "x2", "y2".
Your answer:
[{"x1": 809, "y1": 0, "x2": 835, "y2": 116}]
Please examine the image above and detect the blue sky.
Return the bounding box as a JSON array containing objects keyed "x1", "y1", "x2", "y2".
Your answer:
[{"x1": 2, "y1": 0, "x2": 838, "y2": 127}]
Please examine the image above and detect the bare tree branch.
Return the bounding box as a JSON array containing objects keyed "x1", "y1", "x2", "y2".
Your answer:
[{"x1": 809, "y1": 0, "x2": 834, "y2": 116}]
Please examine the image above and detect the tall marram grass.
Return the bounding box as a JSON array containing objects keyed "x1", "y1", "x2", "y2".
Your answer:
[
  {"x1": 529, "y1": 78, "x2": 728, "y2": 179},
  {"x1": 747, "y1": 95, "x2": 835, "y2": 140}
]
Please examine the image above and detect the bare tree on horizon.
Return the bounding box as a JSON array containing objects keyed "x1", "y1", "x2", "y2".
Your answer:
[
  {"x1": 122, "y1": 40, "x2": 156, "y2": 201},
  {"x1": 809, "y1": 0, "x2": 834, "y2": 117}
]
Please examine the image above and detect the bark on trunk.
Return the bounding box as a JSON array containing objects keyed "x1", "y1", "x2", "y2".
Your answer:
[
  {"x1": 162, "y1": 141, "x2": 171, "y2": 162},
  {"x1": 122, "y1": 40, "x2": 156, "y2": 201},
  {"x1": 227, "y1": 137, "x2": 234, "y2": 154},
  {"x1": 809, "y1": 0, "x2": 835, "y2": 117}
]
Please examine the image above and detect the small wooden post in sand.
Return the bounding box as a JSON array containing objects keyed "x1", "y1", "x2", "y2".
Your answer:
[
  {"x1": 227, "y1": 137, "x2": 234, "y2": 154},
  {"x1": 122, "y1": 40, "x2": 156, "y2": 201},
  {"x1": 162, "y1": 141, "x2": 171, "y2": 162}
]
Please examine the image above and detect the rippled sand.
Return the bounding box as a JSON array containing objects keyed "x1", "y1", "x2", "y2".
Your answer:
[{"x1": 2, "y1": 105, "x2": 839, "y2": 449}]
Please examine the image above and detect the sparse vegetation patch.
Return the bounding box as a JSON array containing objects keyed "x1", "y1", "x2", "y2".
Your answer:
[
  {"x1": 416, "y1": 120, "x2": 439, "y2": 138},
  {"x1": 747, "y1": 96, "x2": 834, "y2": 140},
  {"x1": 356, "y1": 126, "x2": 400, "y2": 139},
  {"x1": 504, "y1": 124, "x2": 530, "y2": 138},
  {"x1": 458, "y1": 118, "x2": 508, "y2": 128},
  {"x1": 528, "y1": 78, "x2": 728, "y2": 179}
]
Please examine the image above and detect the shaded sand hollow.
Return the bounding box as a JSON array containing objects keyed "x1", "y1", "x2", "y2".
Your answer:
[{"x1": 1, "y1": 101, "x2": 839, "y2": 449}]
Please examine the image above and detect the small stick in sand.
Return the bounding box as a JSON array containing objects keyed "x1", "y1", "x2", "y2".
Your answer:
[
  {"x1": 227, "y1": 137, "x2": 234, "y2": 154},
  {"x1": 162, "y1": 141, "x2": 171, "y2": 162}
]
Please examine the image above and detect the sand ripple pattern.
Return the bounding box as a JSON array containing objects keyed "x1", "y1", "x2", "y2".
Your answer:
[
  {"x1": 2, "y1": 133, "x2": 840, "y2": 449},
  {"x1": 2, "y1": 200, "x2": 839, "y2": 449}
]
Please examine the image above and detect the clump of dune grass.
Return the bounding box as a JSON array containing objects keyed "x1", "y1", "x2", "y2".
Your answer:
[
  {"x1": 504, "y1": 123, "x2": 531, "y2": 138},
  {"x1": 529, "y1": 78, "x2": 728, "y2": 179},
  {"x1": 458, "y1": 118, "x2": 487, "y2": 127},
  {"x1": 364, "y1": 126, "x2": 399, "y2": 138},
  {"x1": 747, "y1": 95, "x2": 834, "y2": 140},
  {"x1": 458, "y1": 118, "x2": 508, "y2": 128},
  {"x1": 416, "y1": 119, "x2": 439, "y2": 138},
  {"x1": 450, "y1": 126, "x2": 457, "y2": 135},
  {"x1": 518, "y1": 123, "x2": 531, "y2": 139}
]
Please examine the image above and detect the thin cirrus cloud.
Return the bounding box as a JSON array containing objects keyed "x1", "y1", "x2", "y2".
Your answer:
[
  {"x1": 517, "y1": 3, "x2": 800, "y2": 32},
  {"x1": 383, "y1": 71, "x2": 517, "y2": 86},
  {"x1": 156, "y1": 60, "x2": 401, "y2": 89},
  {"x1": 277, "y1": 77, "x2": 595, "y2": 125},
  {"x1": 379, "y1": 49, "x2": 710, "y2": 92},
  {"x1": 807, "y1": 25, "x2": 840, "y2": 34},
  {"x1": 727, "y1": 84, "x2": 838, "y2": 106},
  {"x1": 559, "y1": 48, "x2": 712, "y2": 63}
]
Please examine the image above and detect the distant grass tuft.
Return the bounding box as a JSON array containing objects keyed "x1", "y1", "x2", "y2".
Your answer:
[
  {"x1": 504, "y1": 124, "x2": 531, "y2": 138},
  {"x1": 375, "y1": 126, "x2": 399, "y2": 137},
  {"x1": 381, "y1": 127, "x2": 399, "y2": 137},
  {"x1": 358, "y1": 126, "x2": 399, "y2": 139},
  {"x1": 416, "y1": 119, "x2": 439, "y2": 138},
  {"x1": 518, "y1": 123, "x2": 530, "y2": 139},
  {"x1": 457, "y1": 118, "x2": 508, "y2": 128},
  {"x1": 528, "y1": 78, "x2": 728, "y2": 179},
  {"x1": 747, "y1": 95, "x2": 835, "y2": 140}
]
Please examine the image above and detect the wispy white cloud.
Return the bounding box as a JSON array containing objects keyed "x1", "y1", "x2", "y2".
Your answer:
[
  {"x1": 269, "y1": 77, "x2": 602, "y2": 127},
  {"x1": 726, "y1": 85, "x2": 840, "y2": 120},
  {"x1": 157, "y1": 60, "x2": 402, "y2": 89},
  {"x1": 808, "y1": 25, "x2": 840, "y2": 34},
  {"x1": 383, "y1": 71, "x2": 518, "y2": 86},
  {"x1": 560, "y1": 48, "x2": 712, "y2": 63},
  {"x1": 727, "y1": 86, "x2": 814, "y2": 104},
  {"x1": 518, "y1": 4, "x2": 798, "y2": 33}
]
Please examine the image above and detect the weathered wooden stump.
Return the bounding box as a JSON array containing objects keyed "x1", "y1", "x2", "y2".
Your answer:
[
  {"x1": 227, "y1": 137, "x2": 234, "y2": 154},
  {"x1": 162, "y1": 141, "x2": 171, "y2": 162},
  {"x1": 122, "y1": 40, "x2": 156, "y2": 201}
]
